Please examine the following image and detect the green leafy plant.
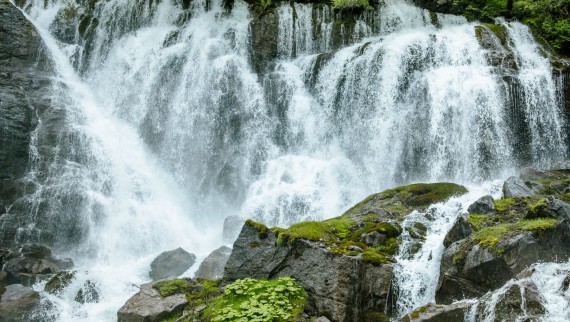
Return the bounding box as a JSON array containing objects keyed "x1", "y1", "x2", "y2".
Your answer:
[{"x1": 203, "y1": 277, "x2": 307, "y2": 322}]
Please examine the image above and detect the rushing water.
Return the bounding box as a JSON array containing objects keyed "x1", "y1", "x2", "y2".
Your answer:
[{"x1": 4, "y1": 0, "x2": 570, "y2": 320}]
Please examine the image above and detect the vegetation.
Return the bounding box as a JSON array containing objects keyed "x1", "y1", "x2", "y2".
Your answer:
[
  {"x1": 245, "y1": 219, "x2": 270, "y2": 239},
  {"x1": 203, "y1": 277, "x2": 307, "y2": 322},
  {"x1": 154, "y1": 278, "x2": 222, "y2": 321},
  {"x1": 332, "y1": 0, "x2": 374, "y2": 10}
]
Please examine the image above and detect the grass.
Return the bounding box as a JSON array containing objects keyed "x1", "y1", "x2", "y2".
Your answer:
[
  {"x1": 494, "y1": 198, "x2": 515, "y2": 212},
  {"x1": 467, "y1": 214, "x2": 491, "y2": 231},
  {"x1": 472, "y1": 218, "x2": 559, "y2": 248}
]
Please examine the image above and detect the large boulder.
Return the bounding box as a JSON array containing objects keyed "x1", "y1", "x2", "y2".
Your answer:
[
  {"x1": 0, "y1": 284, "x2": 40, "y2": 322},
  {"x1": 149, "y1": 248, "x2": 195, "y2": 281},
  {"x1": 117, "y1": 282, "x2": 188, "y2": 322},
  {"x1": 502, "y1": 176, "x2": 535, "y2": 198},
  {"x1": 443, "y1": 214, "x2": 473, "y2": 247},
  {"x1": 195, "y1": 246, "x2": 232, "y2": 280},
  {"x1": 467, "y1": 195, "x2": 495, "y2": 214},
  {"x1": 402, "y1": 302, "x2": 472, "y2": 322}
]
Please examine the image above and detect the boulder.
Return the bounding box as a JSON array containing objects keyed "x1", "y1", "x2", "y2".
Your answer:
[
  {"x1": 520, "y1": 167, "x2": 558, "y2": 181},
  {"x1": 403, "y1": 302, "x2": 472, "y2": 322},
  {"x1": 195, "y1": 246, "x2": 232, "y2": 280},
  {"x1": 360, "y1": 231, "x2": 387, "y2": 247},
  {"x1": 223, "y1": 221, "x2": 393, "y2": 322},
  {"x1": 117, "y1": 282, "x2": 188, "y2": 322},
  {"x1": 150, "y1": 248, "x2": 195, "y2": 281},
  {"x1": 467, "y1": 195, "x2": 495, "y2": 214},
  {"x1": 473, "y1": 281, "x2": 545, "y2": 321},
  {"x1": 75, "y1": 280, "x2": 100, "y2": 304},
  {"x1": 502, "y1": 177, "x2": 535, "y2": 198},
  {"x1": 443, "y1": 214, "x2": 473, "y2": 247},
  {"x1": 45, "y1": 271, "x2": 75, "y2": 294},
  {"x1": 0, "y1": 284, "x2": 40, "y2": 322},
  {"x1": 222, "y1": 216, "x2": 245, "y2": 243}
]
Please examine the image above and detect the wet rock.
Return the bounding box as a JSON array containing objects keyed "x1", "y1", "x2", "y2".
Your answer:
[
  {"x1": 503, "y1": 177, "x2": 535, "y2": 198},
  {"x1": 223, "y1": 215, "x2": 245, "y2": 243},
  {"x1": 195, "y1": 246, "x2": 232, "y2": 280},
  {"x1": 443, "y1": 214, "x2": 473, "y2": 247},
  {"x1": 467, "y1": 195, "x2": 495, "y2": 214},
  {"x1": 249, "y1": 9, "x2": 278, "y2": 74},
  {"x1": 0, "y1": 284, "x2": 40, "y2": 322},
  {"x1": 315, "y1": 317, "x2": 332, "y2": 322},
  {"x1": 520, "y1": 166, "x2": 558, "y2": 181},
  {"x1": 75, "y1": 280, "x2": 100, "y2": 304},
  {"x1": 361, "y1": 231, "x2": 387, "y2": 247},
  {"x1": 117, "y1": 282, "x2": 188, "y2": 322},
  {"x1": 150, "y1": 247, "x2": 196, "y2": 281},
  {"x1": 45, "y1": 271, "x2": 75, "y2": 294},
  {"x1": 404, "y1": 302, "x2": 471, "y2": 322},
  {"x1": 474, "y1": 281, "x2": 545, "y2": 321}
]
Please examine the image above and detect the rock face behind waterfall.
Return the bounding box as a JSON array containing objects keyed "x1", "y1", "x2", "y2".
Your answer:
[{"x1": 0, "y1": 1, "x2": 53, "y2": 241}]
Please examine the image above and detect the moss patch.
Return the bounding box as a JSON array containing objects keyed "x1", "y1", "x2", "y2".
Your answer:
[
  {"x1": 154, "y1": 278, "x2": 222, "y2": 321},
  {"x1": 203, "y1": 277, "x2": 307, "y2": 322},
  {"x1": 494, "y1": 198, "x2": 515, "y2": 212},
  {"x1": 467, "y1": 214, "x2": 491, "y2": 231},
  {"x1": 245, "y1": 219, "x2": 269, "y2": 239}
]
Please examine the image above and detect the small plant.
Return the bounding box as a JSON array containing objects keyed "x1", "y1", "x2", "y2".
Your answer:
[
  {"x1": 203, "y1": 277, "x2": 307, "y2": 322},
  {"x1": 332, "y1": 0, "x2": 374, "y2": 10}
]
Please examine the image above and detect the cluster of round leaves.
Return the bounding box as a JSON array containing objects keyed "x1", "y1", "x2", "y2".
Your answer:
[{"x1": 205, "y1": 277, "x2": 307, "y2": 322}]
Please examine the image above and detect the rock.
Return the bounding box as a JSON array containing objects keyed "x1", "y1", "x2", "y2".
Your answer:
[
  {"x1": 520, "y1": 167, "x2": 558, "y2": 181},
  {"x1": 360, "y1": 231, "x2": 387, "y2": 247},
  {"x1": 150, "y1": 248, "x2": 195, "y2": 281},
  {"x1": 117, "y1": 282, "x2": 188, "y2": 322},
  {"x1": 467, "y1": 195, "x2": 495, "y2": 214},
  {"x1": 405, "y1": 302, "x2": 471, "y2": 321},
  {"x1": 224, "y1": 221, "x2": 393, "y2": 322},
  {"x1": 249, "y1": 9, "x2": 278, "y2": 74},
  {"x1": 473, "y1": 281, "x2": 545, "y2": 321},
  {"x1": 45, "y1": 271, "x2": 75, "y2": 294},
  {"x1": 75, "y1": 280, "x2": 100, "y2": 304},
  {"x1": 223, "y1": 216, "x2": 245, "y2": 243},
  {"x1": 443, "y1": 214, "x2": 473, "y2": 247},
  {"x1": 0, "y1": 284, "x2": 40, "y2": 322},
  {"x1": 315, "y1": 317, "x2": 332, "y2": 322},
  {"x1": 502, "y1": 177, "x2": 535, "y2": 198},
  {"x1": 195, "y1": 246, "x2": 232, "y2": 280},
  {"x1": 349, "y1": 245, "x2": 363, "y2": 253},
  {"x1": 18, "y1": 244, "x2": 51, "y2": 259}
]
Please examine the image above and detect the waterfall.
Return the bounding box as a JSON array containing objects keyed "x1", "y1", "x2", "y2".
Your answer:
[{"x1": 4, "y1": 0, "x2": 569, "y2": 320}]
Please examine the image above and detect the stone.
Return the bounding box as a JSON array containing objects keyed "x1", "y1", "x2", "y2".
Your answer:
[
  {"x1": 473, "y1": 281, "x2": 545, "y2": 321},
  {"x1": 75, "y1": 280, "x2": 100, "y2": 304},
  {"x1": 349, "y1": 245, "x2": 363, "y2": 253},
  {"x1": 0, "y1": 284, "x2": 40, "y2": 322},
  {"x1": 223, "y1": 216, "x2": 245, "y2": 243},
  {"x1": 443, "y1": 214, "x2": 473, "y2": 247},
  {"x1": 150, "y1": 247, "x2": 195, "y2": 281},
  {"x1": 315, "y1": 317, "x2": 332, "y2": 322},
  {"x1": 195, "y1": 246, "x2": 232, "y2": 280},
  {"x1": 117, "y1": 282, "x2": 188, "y2": 322},
  {"x1": 18, "y1": 244, "x2": 52, "y2": 259},
  {"x1": 45, "y1": 271, "x2": 75, "y2": 294},
  {"x1": 467, "y1": 195, "x2": 495, "y2": 214},
  {"x1": 502, "y1": 176, "x2": 535, "y2": 198},
  {"x1": 223, "y1": 221, "x2": 393, "y2": 322},
  {"x1": 360, "y1": 231, "x2": 387, "y2": 247},
  {"x1": 405, "y1": 302, "x2": 471, "y2": 321},
  {"x1": 520, "y1": 167, "x2": 558, "y2": 181}
]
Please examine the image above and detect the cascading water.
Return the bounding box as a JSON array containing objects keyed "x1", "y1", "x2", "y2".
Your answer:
[{"x1": 3, "y1": 0, "x2": 569, "y2": 320}]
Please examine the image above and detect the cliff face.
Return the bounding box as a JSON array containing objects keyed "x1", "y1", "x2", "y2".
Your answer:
[{"x1": 0, "y1": 2, "x2": 53, "y2": 244}]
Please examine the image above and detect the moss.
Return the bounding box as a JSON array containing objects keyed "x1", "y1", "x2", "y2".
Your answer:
[
  {"x1": 245, "y1": 219, "x2": 269, "y2": 239},
  {"x1": 485, "y1": 23, "x2": 508, "y2": 45},
  {"x1": 364, "y1": 309, "x2": 390, "y2": 322},
  {"x1": 203, "y1": 277, "x2": 307, "y2": 322},
  {"x1": 153, "y1": 279, "x2": 190, "y2": 297},
  {"x1": 474, "y1": 223, "x2": 510, "y2": 247},
  {"x1": 467, "y1": 214, "x2": 491, "y2": 231},
  {"x1": 494, "y1": 198, "x2": 515, "y2": 212},
  {"x1": 519, "y1": 218, "x2": 559, "y2": 231},
  {"x1": 528, "y1": 198, "x2": 549, "y2": 217},
  {"x1": 472, "y1": 218, "x2": 559, "y2": 248},
  {"x1": 411, "y1": 310, "x2": 420, "y2": 319},
  {"x1": 382, "y1": 182, "x2": 468, "y2": 207},
  {"x1": 248, "y1": 242, "x2": 260, "y2": 248},
  {"x1": 154, "y1": 278, "x2": 222, "y2": 321},
  {"x1": 332, "y1": 0, "x2": 373, "y2": 10},
  {"x1": 362, "y1": 249, "x2": 388, "y2": 265}
]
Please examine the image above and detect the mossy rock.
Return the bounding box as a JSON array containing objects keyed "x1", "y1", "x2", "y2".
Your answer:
[{"x1": 153, "y1": 278, "x2": 222, "y2": 321}]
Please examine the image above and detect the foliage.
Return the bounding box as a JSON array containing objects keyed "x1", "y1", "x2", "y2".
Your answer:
[
  {"x1": 154, "y1": 278, "x2": 221, "y2": 321},
  {"x1": 473, "y1": 218, "x2": 559, "y2": 247},
  {"x1": 467, "y1": 214, "x2": 491, "y2": 231},
  {"x1": 513, "y1": 0, "x2": 570, "y2": 54},
  {"x1": 493, "y1": 198, "x2": 515, "y2": 212},
  {"x1": 203, "y1": 277, "x2": 307, "y2": 322},
  {"x1": 246, "y1": 219, "x2": 269, "y2": 239},
  {"x1": 153, "y1": 279, "x2": 190, "y2": 297},
  {"x1": 332, "y1": 0, "x2": 374, "y2": 10}
]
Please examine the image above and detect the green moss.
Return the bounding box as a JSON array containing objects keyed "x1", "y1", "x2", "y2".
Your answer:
[
  {"x1": 519, "y1": 218, "x2": 559, "y2": 231},
  {"x1": 248, "y1": 242, "x2": 260, "y2": 248},
  {"x1": 472, "y1": 218, "x2": 559, "y2": 248},
  {"x1": 467, "y1": 214, "x2": 491, "y2": 231},
  {"x1": 203, "y1": 277, "x2": 307, "y2": 322},
  {"x1": 485, "y1": 23, "x2": 508, "y2": 45},
  {"x1": 382, "y1": 182, "x2": 468, "y2": 207},
  {"x1": 494, "y1": 198, "x2": 515, "y2": 212},
  {"x1": 528, "y1": 198, "x2": 549, "y2": 217},
  {"x1": 364, "y1": 310, "x2": 390, "y2": 322},
  {"x1": 411, "y1": 310, "x2": 420, "y2": 319},
  {"x1": 474, "y1": 223, "x2": 510, "y2": 247},
  {"x1": 245, "y1": 219, "x2": 269, "y2": 239},
  {"x1": 153, "y1": 279, "x2": 190, "y2": 297},
  {"x1": 332, "y1": 0, "x2": 373, "y2": 10},
  {"x1": 362, "y1": 249, "x2": 388, "y2": 265}
]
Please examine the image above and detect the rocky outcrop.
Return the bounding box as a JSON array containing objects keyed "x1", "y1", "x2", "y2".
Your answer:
[
  {"x1": 0, "y1": 284, "x2": 40, "y2": 322},
  {"x1": 0, "y1": 2, "x2": 53, "y2": 244},
  {"x1": 117, "y1": 281, "x2": 188, "y2": 322},
  {"x1": 149, "y1": 247, "x2": 195, "y2": 281},
  {"x1": 467, "y1": 195, "x2": 495, "y2": 214},
  {"x1": 502, "y1": 176, "x2": 536, "y2": 198},
  {"x1": 0, "y1": 244, "x2": 73, "y2": 287},
  {"x1": 195, "y1": 246, "x2": 232, "y2": 280}
]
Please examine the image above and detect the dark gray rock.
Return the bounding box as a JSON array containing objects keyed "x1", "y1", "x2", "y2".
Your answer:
[
  {"x1": 195, "y1": 246, "x2": 232, "y2": 280},
  {"x1": 249, "y1": 9, "x2": 278, "y2": 74},
  {"x1": 473, "y1": 281, "x2": 545, "y2": 321},
  {"x1": 75, "y1": 280, "x2": 100, "y2": 304},
  {"x1": 503, "y1": 177, "x2": 535, "y2": 198},
  {"x1": 223, "y1": 216, "x2": 245, "y2": 243},
  {"x1": 360, "y1": 231, "x2": 387, "y2": 247},
  {"x1": 443, "y1": 214, "x2": 473, "y2": 247},
  {"x1": 0, "y1": 284, "x2": 40, "y2": 322},
  {"x1": 117, "y1": 281, "x2": 188, "y2": 322},
  {"x1": 467, "y1": 196, "x2": 495, "y2": 214},
  {"x1": 150, "y1": 247, "x2": 195, "y2": 281},
  {"x1": 403, "y1": 302, "x2": 471, "y2": 322},
  {"x1": 520, "y1": 167, "x2": 558, "y2": 181},
  {"x1": 551, "y1": 159, "x2": 570, "y2": 170},
  {"x1": 223, "y1": 221, "x2": 393, "y2": 322},
  {"x1": 45, "y1": 271, "x2": 75, "y2": 294}
]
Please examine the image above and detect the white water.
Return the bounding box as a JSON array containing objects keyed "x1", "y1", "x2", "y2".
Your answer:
[{"x1": 4, "y1": 0, "x2": 569, "y2": 320}]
